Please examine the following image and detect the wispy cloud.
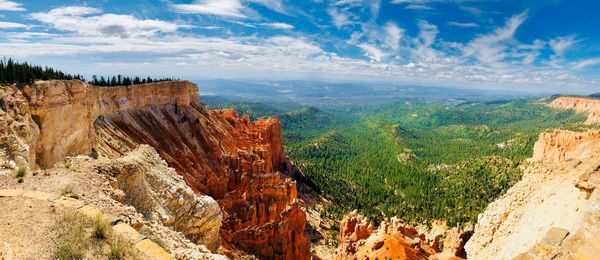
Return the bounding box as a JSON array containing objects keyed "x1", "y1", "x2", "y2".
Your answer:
[
  {"x1": 171, "y1": 0, "x2": 290, "y2": 18},
  {"x1": 572, "y1": 58, "x2": 600, "y2": 69},
  {"x1": 261, "y1": 22, "x2": 294, "y2": 30},
  {"x1": 447, "y1": 21, "x2": 479, "y2": 27},
  {"x1": 549, "y1": 36, "x2": 578, "y2": 57},
  {"x1": 171, "y1": 0, "x2": 248, "y2": 18},
  {"x1": 0, "y1": 0, "x2": 24, "y2": 11},
  {"x1": 30, "y1": 6, "x2": 184, "y2": 38},
  {"x1": 462, "y1": 11, "x2": 528, "y2": 66},
  {"x1": 0, "y1": 21, "x2": 28, "y2": 28}
]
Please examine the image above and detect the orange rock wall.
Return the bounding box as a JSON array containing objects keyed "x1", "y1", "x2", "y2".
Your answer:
[
  {"x1": 550, "y1": 97, "x2": 600, "y2": 124},
  {"x1": 532, "y1": 129, "x2": 600, "y2": 162},
  {"x1": 93, "y1": 93, "x2": 309, "y2": 258}
]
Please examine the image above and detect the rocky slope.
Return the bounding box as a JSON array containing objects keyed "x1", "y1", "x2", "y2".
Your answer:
[
  {"x1": 550, "y1": 96, "x2": 600, "y2": 124},
  {"x1": 0, "y1": 80, "x2": 310, "y2": 259},
  {"x1": 465, "y1": 129, "x2": 600, "y2": 259}
]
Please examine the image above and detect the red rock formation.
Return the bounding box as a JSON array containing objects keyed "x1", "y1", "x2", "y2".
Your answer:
[
  {"x1": 532, "y1": 129, "x2": 600, "y2": 162},
  {"x1": 9, "y1": 80, "x2": 309, "y2": 259},
  {"x1": 93, "y1": 94, "x2": 309, "y2": 258},
  {"x1": 337, "y1": 211, "x2": 438, "y2": 260},
  {"x1": 550, "y1": 97, "x2": 600, "y2": 124}
]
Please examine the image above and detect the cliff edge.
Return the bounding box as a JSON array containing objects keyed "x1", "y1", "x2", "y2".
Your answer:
[
  {"x1": 550, "y1": 96, "x2": 600, "y2": 125},
  {"x1": 0, "y1": 80, "x2": 310, "y2": 259},
  {"x1": 466, "y1": 129, "x2": 600, "y2": 259}
]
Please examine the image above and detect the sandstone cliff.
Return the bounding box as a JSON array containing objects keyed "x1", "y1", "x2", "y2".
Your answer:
[
  {"x1": 532, "y1": 129, "x2": 600, "y2": 162},
  {"x1": 0, "y1": 80, "x2": 310, "y2": 259},
  {"x1": 465, "y1": 129, "x2": 600, "y2": 259},
  {"x1": 550, "y1": 96, "x2": 600, "y2": 124}
]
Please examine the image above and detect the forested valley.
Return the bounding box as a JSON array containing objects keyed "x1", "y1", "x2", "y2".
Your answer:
[{"x1": 205, "y1": 96, "x2": 587, "y2": 227}]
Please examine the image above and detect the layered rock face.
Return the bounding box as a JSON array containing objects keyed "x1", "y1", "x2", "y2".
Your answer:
[
  {"x1": 0, "y1": 80, "x2": 309, "y2": 259},
  {"x1": 550, "y1": 96, "x2": 600, "y2": 124},
  {"x1": 94, "y1": 145, "x2": 222, "y2": 251},
  {"x1": 466, "y1": 129, "x2": 600, "y2": 259},
  {"x1": 532, "y1": 130, "x2": 600, "y2": 162},
  {"x1": 92, "y1": 92, "x2": 309, "y2": 258},
  {"x1": 20, "y1": 80, "x2": 197, "y2": 168}
]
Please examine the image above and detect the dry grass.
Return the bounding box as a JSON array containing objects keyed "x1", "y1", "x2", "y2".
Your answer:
[
  {"x1": 60, "y1": 184, "x2": 79, "y2": 199},
  {"x1": 55, "y1": 212, "x2": 139, "y2": 260}
]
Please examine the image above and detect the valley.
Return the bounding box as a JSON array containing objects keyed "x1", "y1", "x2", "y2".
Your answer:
[{"x1": 204, "y1": 93, "x2": 587, "y2": 228}]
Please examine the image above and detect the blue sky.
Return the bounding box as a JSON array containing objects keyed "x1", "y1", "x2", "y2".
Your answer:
[{"x1": 0, "y1": 0, "x2": 598, "y2": 92}]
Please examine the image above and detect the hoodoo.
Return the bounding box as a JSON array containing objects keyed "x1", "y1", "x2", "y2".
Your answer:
[{"x1": 0, "y1": 80, "x2": 310, "y2": 259}]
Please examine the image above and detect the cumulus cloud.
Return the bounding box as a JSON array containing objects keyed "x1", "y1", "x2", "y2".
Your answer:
[
  {"x1": 30, "y1": 6, "x2": 183, "y2": 38},
  {"x1": 0, "y1": 0, "x2": 24, "y2": 11}
]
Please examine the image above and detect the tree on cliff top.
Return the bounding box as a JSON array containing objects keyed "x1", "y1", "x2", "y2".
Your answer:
[
  {"x1": 0, "y1": 58, "x2": 178, "y2": 87},
  {"x1": 0, "y1": 58, "x2": 84, "y2": 84}
]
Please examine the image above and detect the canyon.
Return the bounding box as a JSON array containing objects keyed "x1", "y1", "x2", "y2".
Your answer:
[
  {"x1": 0, "y1": 80, "x2": 309, "y2": 259},
  {"x1": 3, "y1": 78, "x2": 600, "y2": 259}
]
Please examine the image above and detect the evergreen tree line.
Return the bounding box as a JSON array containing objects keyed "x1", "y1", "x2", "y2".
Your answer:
[
  {"x1": 0, "y1": 58, "x2": 84, "y2": 84},
  {"x1": 89, "y1": 75, "x2": 178, "y2": 87},
  {"x1": 0, "y1": 58, "x2": 178, "y2": 87}
]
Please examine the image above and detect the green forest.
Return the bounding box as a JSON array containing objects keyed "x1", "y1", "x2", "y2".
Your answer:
[
  {"x1": 207, "y1": 98, "x2": 586, "y2": 226},
  {"x1": 0, "y1": 58, "x2": 175, "y2": 86}
]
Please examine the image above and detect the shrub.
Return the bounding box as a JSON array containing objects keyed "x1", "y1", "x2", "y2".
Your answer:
[
  {"x1": 108, "y1": 239, "x2": 125, "y2": 260},
  {"x1": 15, "y1": 166, "x2": 26, "y2": 178},
  {"x1": 56, "y1": 213, "x2": 86, "y2": 260},
  {"x1": 64, "y1": 162, "x2": 76, "y2": 171},
  {"x1": 60, "y1": 184, "x2": 79, "y2": 199},
  {"x1": 92, "y1": 214, "x2": 109, "y2": 240}
]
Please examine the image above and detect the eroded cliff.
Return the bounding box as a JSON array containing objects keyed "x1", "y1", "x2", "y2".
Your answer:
[
  {"x1": 466, "y1": 129, "x2": 600, "y2": 259},
  {"x1": 0, "y1": 80, "x2": 310, "y2": 259},
  {"x1": 550, "y1": 96, "x2": 600, "y2": 124}
]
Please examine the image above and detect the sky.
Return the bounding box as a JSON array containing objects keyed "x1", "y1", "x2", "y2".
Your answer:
[{"x1": 0, "y1": 0, "x2": 599, "y2": 92}]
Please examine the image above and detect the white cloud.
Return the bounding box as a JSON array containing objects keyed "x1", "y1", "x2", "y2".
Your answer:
[
  {"x1": 171, "y1": 0, "x2": 247, "y2": 18},
  {"x1": 357, "y1": 43, "x2": 385, "y2": 62},
  {"x1": 0, "y1": 0, "x2": 24, "y2": 11},
  {"x1": 0, "y1": 21, "x2": 27, "y2": 28},
  {"x1": 405, "y1": 4, "x2": 432, "y2": 10},
  {"x1": 171, "y1": 0, "x2": 291, "y2": 18},
  {"x1": 261, "y1": 22, "x2": 294, "y2": 30},
  {"x1": 572, "y1": 58, "x2": 600, "y2": 69},
  {"x1": 384, "y1": 22, "x2": 403, "y2": 50},
  {"x1": 30, "y1": 6, "x2": 183, "y2": 38},
  {"x1": 327, "y1": 7, "x2": 351, "y2": 29},
  {"x1": 447, "y1": 21, "x2": 479, "y2": 27},
  {"x1": 413, "y1": 20, "x2": 439, "y2": 59},
  {"x1": 462, "y1": 11, "x2": 528, "y2": 66},
  {"x1": 549, "y1": 36, "x2": 578, "y2": 57}
]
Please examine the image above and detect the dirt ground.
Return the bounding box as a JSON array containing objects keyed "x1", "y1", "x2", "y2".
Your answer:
[{"x1": 0, "y1": 197, "x2": 67, "y2": 259}]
